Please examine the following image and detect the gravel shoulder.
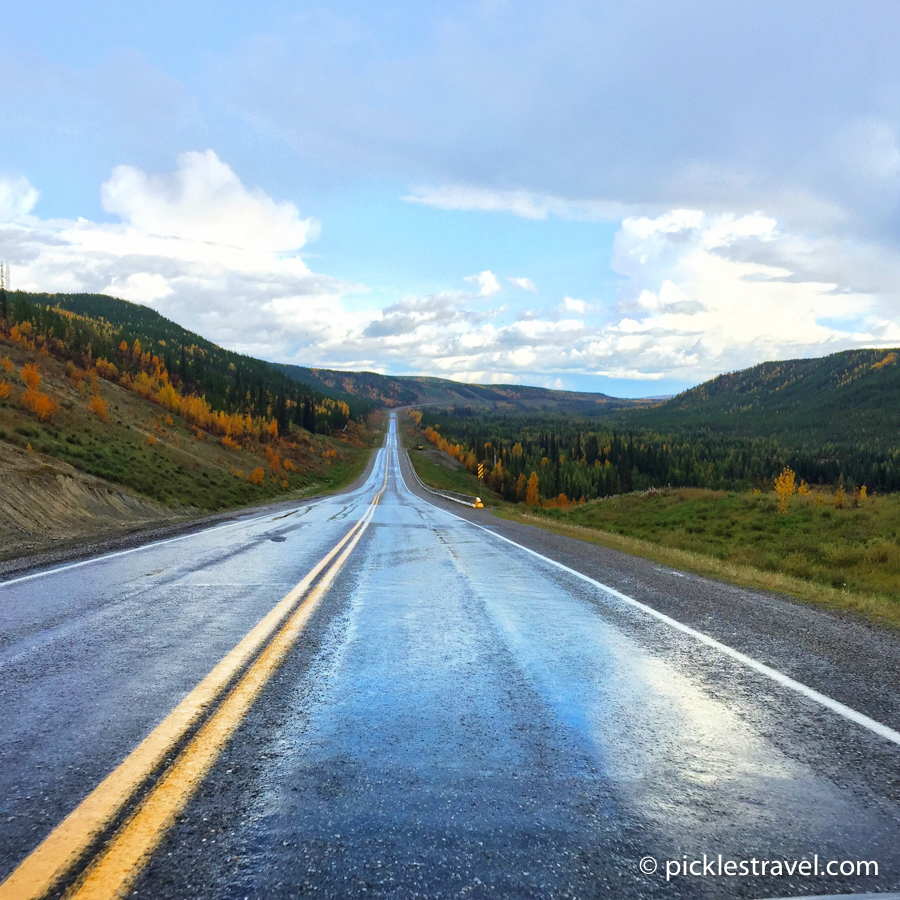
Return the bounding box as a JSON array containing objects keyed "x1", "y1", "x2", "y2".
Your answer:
[{"x1": 0, "y1": 440, "x2": 382, "y2": 581}]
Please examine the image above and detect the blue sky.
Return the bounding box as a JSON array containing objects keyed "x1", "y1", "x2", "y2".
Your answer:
[{"x1": 3, "y1": 2, "x2": 900, "y2": 397}]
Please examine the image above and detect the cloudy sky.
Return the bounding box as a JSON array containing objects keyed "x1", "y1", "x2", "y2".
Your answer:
[{"x1": 2, "y1": 1, "x2": 900, "y2": 396}]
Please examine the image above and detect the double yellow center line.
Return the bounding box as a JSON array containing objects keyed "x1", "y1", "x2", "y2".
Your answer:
[{"x1": 1, "y1": 473, "x2": 386, "y2": 900}]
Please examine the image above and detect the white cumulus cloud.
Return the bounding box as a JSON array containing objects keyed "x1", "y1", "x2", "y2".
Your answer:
[
  {"x1": 562, "y1": 296, "x2": 586, "y2": 313},
  {"x1": 0, "y1": 152, "x2": 362, "y2": 360},
  {"x1": 508, "y1": 276, "x2": 537, "y2": 292},
  {"x1": 602, "y1": 210, "x2": 898, "y2": 379},
  {"x1": 100, "y1": 150, "x2": 318, "y2": 257},
  {"x1": 464, "y1": 269, "x2": 501, "y2": 296},
  {"x1": 2, "y1": 158, "x2": 898, "y2": 390},
  {"x1": 0, "y1": 176, "x2": 39, "y2": 222}
]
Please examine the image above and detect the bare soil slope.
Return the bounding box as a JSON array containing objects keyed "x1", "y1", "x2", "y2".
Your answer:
[{"x1": 0, "y1": 440, "x2": 184, "y2": 561}]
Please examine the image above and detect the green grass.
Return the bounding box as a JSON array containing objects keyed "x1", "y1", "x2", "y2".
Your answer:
[
  {"x1": 507, "y1": 487, "x2": 900, "y2": 627},
  {"x1": 400, "y1": 422, "x2": 500, "y2": 504},
  {"x1": 407, "y1": 451, "x2": 501, "y2": 504}
]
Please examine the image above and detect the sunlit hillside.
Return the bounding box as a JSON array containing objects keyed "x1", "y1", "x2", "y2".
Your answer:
[{"x1": 0, "y1": 291, "x2": 380, "y2": 557}]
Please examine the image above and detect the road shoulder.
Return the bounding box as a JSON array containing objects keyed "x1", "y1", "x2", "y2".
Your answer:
[{"x1": 0, "y1": 440, "x2": 383, "y2": 581}]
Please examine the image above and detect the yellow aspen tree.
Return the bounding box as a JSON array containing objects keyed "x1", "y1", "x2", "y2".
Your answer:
[
  {"x1": 774, "y1": 466, "x2": 796, "y2": 513},
  {"x1": 88, "y1": 394, "x2": 107, "y2": 420}
]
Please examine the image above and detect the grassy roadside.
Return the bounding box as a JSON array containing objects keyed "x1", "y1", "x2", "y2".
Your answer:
[
  {"x1": 407, "y1": 452, "x2": 500, "y2": 504},
  {"x1": 1, "y1": 425, "x2": 377, "y2": 566},
  {"x1": 400, "y1": 415, "x2": 900, "y2": 627},
  {"x1": 498, "y1": 492, "x2": 900, "y2": 629},
  {"x1": 400, "y1": 419, "x2": 501, "y2": 504}
]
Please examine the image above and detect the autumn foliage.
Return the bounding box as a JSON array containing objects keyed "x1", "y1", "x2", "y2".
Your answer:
[
  {"x1": 21, "y1": 388, "x2": 59, "y2": 421},
  {"x1": 774, "y1": 466, "x2": 796, "y2": 513},
  {"x1": 526, "y1": 472, "x2": 540, "y2": 506},
  {"x1": 18, "y1": 364, "x2": 59, "y2": 421},
  {"x1": 88, "y1": 394, "x2": 107, "y2": 421},
  {"x1": 20, "y1": 363, "x2": 41, "y2": 390}
]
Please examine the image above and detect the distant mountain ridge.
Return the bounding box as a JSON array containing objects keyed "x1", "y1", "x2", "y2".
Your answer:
[{"x1": 278, "y1": 364, "x2": 651, "y2": 413}]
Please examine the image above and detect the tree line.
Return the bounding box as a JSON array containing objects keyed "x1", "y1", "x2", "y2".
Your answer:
[{"x1": 418, "y1": 407, "x2": 900, "y2": 505}]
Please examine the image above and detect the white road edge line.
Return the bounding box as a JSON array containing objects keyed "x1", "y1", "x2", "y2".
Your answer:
[
  {"x1": 396, "y1": 443, "x2": 900, "y2": 749},
  {"x1": 0, "y1": 452, "x2": 384, "y2": 590}
]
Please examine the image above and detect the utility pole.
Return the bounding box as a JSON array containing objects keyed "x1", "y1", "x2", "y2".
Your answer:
[{"x1": 0, "y1": 262, "x2": 7, "y2": 321}]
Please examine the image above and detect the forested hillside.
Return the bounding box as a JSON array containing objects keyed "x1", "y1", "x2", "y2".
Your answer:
[
  {"x1": 280, "y1": 365, "x2": 421, "y2": 407},
  {"x1": 409, "y1": 347, "x2": 900, "y2": 506},
  {"x1": 0, "y1": 290, "x2": 377, "y2": 519},
  {"x1": 4, "y1": 292, "x2": 370, "y2": 434},
  {"x1": 414, "y1": 408, "x2": 805, "y2": 504},
  {"x1": 415, "y1": 380, "x2": 900, "y2": 505},
  {"x1": 625, "y1": 348, "x2": 900, "y2": 447}
]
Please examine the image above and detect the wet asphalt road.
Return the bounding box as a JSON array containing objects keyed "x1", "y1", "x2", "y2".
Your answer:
[{"x1": 2, "y1": 415, "x2": 900, "y2": 900}]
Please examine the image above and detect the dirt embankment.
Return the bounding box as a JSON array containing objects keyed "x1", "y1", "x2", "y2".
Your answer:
[{"x1": 0, "y1": 440, "x2": 187, "y2": 562}]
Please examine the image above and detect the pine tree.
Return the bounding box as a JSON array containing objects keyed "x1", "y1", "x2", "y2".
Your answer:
[
  {"x1": 277, "y1": 391, "x2": 289, "y2": 436},
  {"x1": 303, "y1": 397, "x2": 317, "y2": 434}
]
